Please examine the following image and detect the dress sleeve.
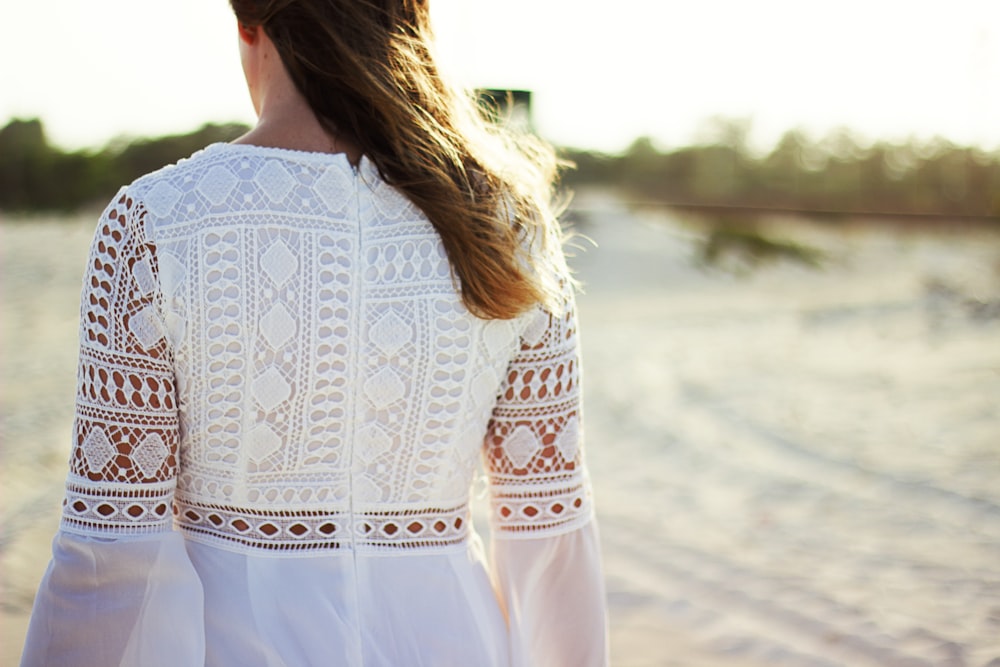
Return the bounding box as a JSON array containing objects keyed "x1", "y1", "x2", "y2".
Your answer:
[
  {"x1": 483, "y1": 285, "x2": 609, "y2": 667},
  {"x1": 20, "y1": 190, "x2": 204, "y2": 667}
]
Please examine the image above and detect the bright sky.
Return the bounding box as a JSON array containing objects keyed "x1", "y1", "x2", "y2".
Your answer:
[{"x1": 2, "y1": 0, "x2": 998, "y2": 153}]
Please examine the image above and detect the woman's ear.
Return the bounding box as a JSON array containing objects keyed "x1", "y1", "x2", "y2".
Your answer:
[{"x1": 237, "y1": 22, "x2": 259, "y2": 45}]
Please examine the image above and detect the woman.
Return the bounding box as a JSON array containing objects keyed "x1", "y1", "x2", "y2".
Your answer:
[{"x1": 21, "y1": 1, "x2": 607, "y2": 665}]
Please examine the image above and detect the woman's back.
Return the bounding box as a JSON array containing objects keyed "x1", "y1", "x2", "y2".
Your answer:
[
  {"x1": 26, "y1": 142, "x2": 603, "y2": 666},
  {"x1": 111, "y1": 141, "x2": 587, "y2": 539}
]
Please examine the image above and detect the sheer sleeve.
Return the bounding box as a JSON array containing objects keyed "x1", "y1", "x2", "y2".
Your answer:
[
  {"x1": 484, "y1": 286, "x2": 609, "y2": 666},
  {"x1": 20, "y1": 190, "x2": 204, "y2": 667}
]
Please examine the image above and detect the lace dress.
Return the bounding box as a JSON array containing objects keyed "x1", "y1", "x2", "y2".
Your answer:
[{"x1": 21, "y1": 144, "x2": 607, "y2": 667}]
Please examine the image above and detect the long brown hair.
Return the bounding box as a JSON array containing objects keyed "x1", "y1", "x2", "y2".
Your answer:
[{"x1": 229, "y1": 0, "x2": 567, "y2": 319}]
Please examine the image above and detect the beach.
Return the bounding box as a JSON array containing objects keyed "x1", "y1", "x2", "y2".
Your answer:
[{"x1": 2, "y1": 194, "x2": 999, "y2": 666}]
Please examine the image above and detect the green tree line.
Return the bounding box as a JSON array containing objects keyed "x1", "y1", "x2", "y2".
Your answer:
[
  {"x1": 2, "y1": 117, "x2": 999, "y2": 220},
  {"x1": 563, "y1": 121, "x2": 1000, "y2": 221},
  {"x1": 0, "y1": 119, "x2": 248, "y2": 212}
]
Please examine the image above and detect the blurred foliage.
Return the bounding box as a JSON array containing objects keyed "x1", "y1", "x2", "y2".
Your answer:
[
  {"x1": 3, "y1": 116, "x2": 999, "y2": 222},
  {"x1": 562, "y1": 119, "x2": 1000, "y2": 221},
  {"x1": 0, "y1": 119, "x2": 249, "y2": 212},
  {"x1": 699, "y1": 223, "x2": 827, "y2": 271}
]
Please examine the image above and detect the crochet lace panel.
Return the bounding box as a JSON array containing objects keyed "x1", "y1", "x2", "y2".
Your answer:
[
  {"x1": 61, "y1": 146, "x2": 592, "y2": 552},
  {"x1": 484, "y1": 297, "x2": 592, "y2": 537},
  {"x1": 62, "y1": 191, "x2": 179, "y2": 536}
]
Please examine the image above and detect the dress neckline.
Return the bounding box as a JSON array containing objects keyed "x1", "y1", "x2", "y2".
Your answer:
[{"x1": 204, "y1": 142, "x2": 370, "y2": 172}]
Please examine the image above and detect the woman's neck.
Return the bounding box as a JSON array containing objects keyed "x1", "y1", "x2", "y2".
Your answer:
[
  {"x1": 234, "y1": 30, "x2": 361, "y2": 163},
  {"x1": 235, "y1": 101, "x2": 362, "y2": 164}
]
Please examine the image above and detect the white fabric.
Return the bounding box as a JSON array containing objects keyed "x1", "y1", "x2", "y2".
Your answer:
[{"x1": 21, "y1": 143, "x2": 608, "y2": 667}]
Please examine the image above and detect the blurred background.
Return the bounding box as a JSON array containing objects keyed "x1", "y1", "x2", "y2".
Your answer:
[{"x1": 2, "y1": 1, "x2": 999, "y2": 665}]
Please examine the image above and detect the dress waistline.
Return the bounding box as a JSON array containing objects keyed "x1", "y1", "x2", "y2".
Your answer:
[{"x1": 174, "y1": 496, "x2": 471, "y2": 554}]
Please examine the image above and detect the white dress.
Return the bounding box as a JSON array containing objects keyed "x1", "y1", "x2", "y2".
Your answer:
[{"x1": 21, "y1": 144, "x2": 607, "y2": 667}]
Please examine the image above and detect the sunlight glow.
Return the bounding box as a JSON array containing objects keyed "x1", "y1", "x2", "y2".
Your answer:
[{"x1": 2, "y1": 0, "x2": 998, "y2": 152}]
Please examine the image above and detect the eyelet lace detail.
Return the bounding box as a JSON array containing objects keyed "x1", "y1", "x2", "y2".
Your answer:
[
  {"x1": 174, "y1": 497, "x2": 469, "y2": 553},
  {"x1": 62, "y1": 477, "x2": 174, "y2": 536}
]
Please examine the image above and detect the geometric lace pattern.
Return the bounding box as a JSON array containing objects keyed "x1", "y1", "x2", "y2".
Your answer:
[
  {"x1": 485, "y1": 301, "x2": 592, "y2": 536},
  {"x1": 60, "y1": 144, "x2": 593, "y2": 552},
  {"x1": 173, "y1": 496, "x2": 470, "y2": 554},
  {"x1": 62, "y1": 477, "x2": 174, "y2": 536},
  {"x1": 61, "y1": 190, "x2": 179, "y2": 539}
]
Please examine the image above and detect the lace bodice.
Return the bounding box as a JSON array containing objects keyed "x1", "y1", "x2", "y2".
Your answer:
[
  {"x1": 24, "y1": 143, "x2": 607, "y2": 667},
  {"x1": 61, "y1": 143, "x2": 592, "y2": 554}
]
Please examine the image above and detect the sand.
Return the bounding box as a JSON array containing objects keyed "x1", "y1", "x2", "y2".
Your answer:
[{"x1": 2, "y1": 194, "x2": 999, "y2": 666}]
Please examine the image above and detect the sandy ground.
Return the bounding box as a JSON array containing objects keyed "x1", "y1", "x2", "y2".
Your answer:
[{"x1": 2, "y1": 193, "x2": 1000, "y2": 666}]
